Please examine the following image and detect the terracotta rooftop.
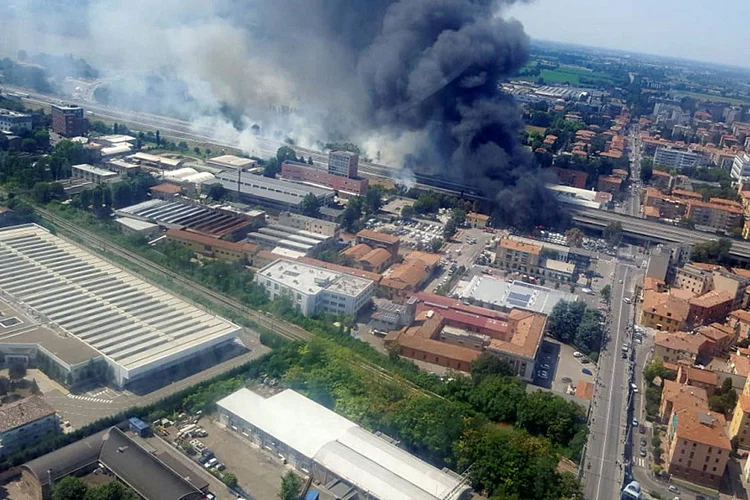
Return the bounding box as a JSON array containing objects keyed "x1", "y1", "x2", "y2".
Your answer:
[
  {"x1": 730, "y1": 353, "x2": 750, "y2": 377},
  {"x1": 651, "y1": 169, "x2": 671, "y2": 177},
  {"x1": 404, "y1": 251, "x2": 442, "y2": 268},
  {"x1": 498, "y1": 238, "x2": 542, "y2": 255},
  {"x1": 672, "y1": 408, "x2": 731, "y2": 450},
  {"x1": 697, "y1": 323, "x2": 732, "y2": 343},
  {"x1": 643, "y1": 290, "x2": 690, "y2": 323},
  {"x1": 689, "y1": 262, "x2": 725, "y2": 272},
  {"x1": 149, "y1": 183, "x2": 182, "y2": 194},
  {"x1": 0, "y1": 396, "x2": 56, "y2": 433},
  {"x1": 655, "y1": 332, "x2": 707, "y2": 355},
  {"x1": 341, "y1": 243, "x2": 373, "y2": 260},
  {"x1": 739, "y1": 394, "x2": 750, "y2": 413},
  {"x1": 393, "y1": 334, "x2": 481, "y2": 365},
  {"x1": 684, "y1": 366, "x2": 719, "y2": 387},
  {"x1": 467, "y1": 212, "x2": 490, "y2": 222},
  {"x1": 731, "y1": 309, "x2": 750, "y2": 323},
  {"x1": 731, "y1": 268, "x2": 750, "y2": 279},
  {"x1": 689, "y1": 290, "x2": 734, "y2": 309},
  {"x1": 598, "y1": 175, "x2": 623, "y2": 185},
  {"x1": 644, "y1": 206, "x2": 660, "y2": 218},
  {"x1": 643, "y1": 276, "x2": 665, "y2": 291},
  {"x1": 575, "y1": 381, "x2": 594, "y2": 400},
  {"x1": 359, "y1": 247, "x2": 392, "y2": 268},
  {"x1": 381, "y1": 260, "x2": 429, "y2": 290},
  {"x1": 672, "y1": 188, "x2": 703, "y2": 200},
  {"x1": 166, "y1": 228, "x2": 257, "y2": 254},
  {"x1": 710, "y1": 197, "x2": 743, "y2": 210},
  {"x1": 488, "y1": 309, "x2": 546, "y2": 359},
  {"x1": 662, "y1": 379, "x2": 708, "y2": 415},
  {"x1": 356, "y1": 229, "x2": 399, "y2": 245}
]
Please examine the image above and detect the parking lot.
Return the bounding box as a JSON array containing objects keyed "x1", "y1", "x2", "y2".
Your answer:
[{"x1": 192, "y1": 415, "x2": 301, "y2": 500}]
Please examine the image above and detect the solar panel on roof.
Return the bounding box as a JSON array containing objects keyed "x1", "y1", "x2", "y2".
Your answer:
[{"x1": 508, "y1": 291, "x2": 531, "y2": 304}]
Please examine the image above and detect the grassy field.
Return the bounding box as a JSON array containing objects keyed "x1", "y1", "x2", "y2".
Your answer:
[
  {"x1": 677, "y1": 91, "x2": 750, "y2": 105},
  {"x1": 525, "y1": 125, "x2": 547, "y2": 135},
  {"x1": 519, "y1": 63, "x2": 614, "y2": 86}
]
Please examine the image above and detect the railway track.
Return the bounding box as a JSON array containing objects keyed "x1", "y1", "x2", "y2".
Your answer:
[{"x1": 36, "y1": 208, "x2": 437, "y2": 396}]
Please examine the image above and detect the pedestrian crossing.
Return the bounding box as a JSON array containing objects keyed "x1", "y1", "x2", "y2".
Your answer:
[
  {"x1": 634, "y1": 457, "x2": 646, "y2": 468},
  {"x1": 66, "y1": 394, "x2": 113, "y2": 404}
]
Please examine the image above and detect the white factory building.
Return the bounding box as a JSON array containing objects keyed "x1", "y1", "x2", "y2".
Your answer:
[
  {"x1": 0, "y1": 225, "x2": 240, "y2": 389},
  {"x1": 217, "y1": 388, "x2": 472, "y2": 500},
  {"x1": 255, "y1": 260, "x2": 374, "y2": 317}
]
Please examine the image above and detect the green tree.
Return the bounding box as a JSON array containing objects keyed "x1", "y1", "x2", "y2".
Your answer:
[
  {"x1": 111, "y1": 182, "x2": 134, "y2": 209},
  {"x1": 451, "y1": 208, "x2": 467, "y2": 227},
  {"x1": 564, "y1": 228, "x2": 584, "y2": 247},
  {"x1": 470, "y1": 352, "x2": 512, "y2": 383},
  {"x1": 364, "y1": 186, "x2": 384, "y2": 216},
  {"x1": 221, "y1": 472, "x2": 238, "y2": 488},
  {"x1": 83, "y1": 481, "x2": 138, "y2": 500},
  {"x1": 469, "y1": 376, "x2": 526, "y2": 422},
  {"x1": 21, "y1": 138, "x2": 37, "y2": 152},
  {"x1": 263, "y1": 157, "x2": 280, "y2": 178},
  {"x1": 690, "y1": 238, "x2": 732, "y2": 265},
  {"x1": 52, "y1": 476, "x2": 88, "y2": 500},
  {"x1": 155, "y1": 130, "x2": 161, "y2": 146},
  {"x1": 574, "y1": 308, "x2": 605, "y2": 354},
  {"x1": 207, "y1": 183, "x2": 229, "y2": 201},
  {"x1": 300, "y1": 193, "x2": 321, "y2": 217},
  {"x1": 443, "y1": 218, "x2": 457, "y2": 240},
  {"x1": 643, "y1": 357, "x2": 664, "y2": 384},
  {"x1": 600, "y1": 284, "x2": 611, "y2": 303},
  {"x1": 276, "y1": 146, "x2": 298, "y2": 164},
  {"x1": 430, "y1": 238, "x2": 443, "y2": 253},
  {"x1": 640, "y1": 158, "x2": 653, "y2": 183},
  {"x1": 279, "y1": 471, "x2": 301, "y2": 500},
  {"x1": 401, "y1": 205, "x2": 415, "y2": 221},
  {"x1": 603, "y1": 221, "x2": 623, "y2": 246},
  {"x1": 547, "y1": 300, "x2": 586, "y2": 344},
  {"x1": 0, "y1": 375, "x2": 9, "y2": 396},
  {"x1": 32, "y1": 182, "x2": 52, "y2": 203}
]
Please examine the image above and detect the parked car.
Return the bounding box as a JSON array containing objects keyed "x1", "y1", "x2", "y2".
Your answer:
[
  {"x1": 632, "y1": 418, "x2": 638, "y2": 427},
  {"x1": 640, "y1": 447, "x2": 647, "y2": 457},
  {"x1": 668, "y1": 485, "x2": 679, "y2": 494},
  {"x1": 573, "y1": 351, "x2": 583, "y2": 358},
  {"x1": 582, "y1": 368, "x2": 593, "y2": 375}
]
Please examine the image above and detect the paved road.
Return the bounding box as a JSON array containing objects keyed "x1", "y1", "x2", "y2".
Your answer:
[{"x1": 584, "y1": 262, "x2": 640, "y2": 500}]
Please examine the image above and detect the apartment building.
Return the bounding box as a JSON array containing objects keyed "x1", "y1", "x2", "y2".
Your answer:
[
  {"x1": 166, "y1": 229, "x2": 258, "y2": 263},
  {"x1": 729, "y1": 394, "x2": 750, "y2": 448},
  {"x1": 255, "y1": 259, "x2": 375, "y2": 317},
  {"x1": 713, "y1": 270, "x2": 750, "y2": 309},
  {"x1": 71, "y1": 163, "x2": 119, "y2": 184},
  {"x1": 551, "y1": 167, "x2": 587, "y2": 189},
  {"x1": 51, "y1": 103, "x2": 86, "y2": 137},
  {"x1": 659, "y1": 379, "x2": 708, "y2": 423},
  {"x1": 675, "y1": 263, "x2": 715, "y2": 295},
  {"x1": 496, "y1": 238, "x2": 542, "y2": 272},
  {"x1": 687, "y1": 200, "x2": 743, "y2": 232},
  {"x1": 654, "y1": 332, "x2": 709, "y2": 364},
  {"x1": 640, "y1": 291, "x2": 690, "y2": 332},
  {"x1": 688, "y1": 290, "x2": 734, "y2": 327},
  {"x1": 732, "y1": 153, "x2": 750, "y2": 180},
  {"x1": 654, "y1": 147, "x2": 702, "y2": 170},
  {"x1": 665, "y1": 407, "x2": 731, "y2": 488},
  {"x1": 596, "y1": 175, "x2": 623, "y2": 194},
  {"x1": 0, "y1": 110, "x2": 32, "y2": 132}
]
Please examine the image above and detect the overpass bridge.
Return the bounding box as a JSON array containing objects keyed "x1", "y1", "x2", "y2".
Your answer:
[{"x1": 570, "y1": 207, "x2": 750, "y2": 261}]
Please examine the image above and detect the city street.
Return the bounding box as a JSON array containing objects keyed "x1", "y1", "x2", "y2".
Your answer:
[{"x1": 584, "y1": 261, "x2": 642, "y2": 500}]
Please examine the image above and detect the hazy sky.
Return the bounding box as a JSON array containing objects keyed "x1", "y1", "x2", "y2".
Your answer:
[{"x1": 506, "y1": 0, "x2": 750, "y2": 68}]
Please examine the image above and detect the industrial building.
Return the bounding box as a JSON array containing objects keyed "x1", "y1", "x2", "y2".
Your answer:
[
  {"x1": 455, "y1": 277, "x2": 578, "y2": 315},
  {"x1": 277, "y1": 212, "x2": 339, "y2": 237},
  {"x1": 116, "y1": 199, "x2": 254, "y2": 239},
  {"x1": 245, "y1": 221, "x2": 334, "y2": 257},
  {"x1": 255, "y1": 259, "x2": 375, "y2": 316},
  {"x1": 0, "y1": 109, "x2": 32, "y2": 132},
  {"x1": 51, "y1": 103, "x2": 86, "y2": 137},
  {"x1": 207, "y1": 154, "x2": 258, "y2": 171},
  {"x1": 217, "y1": 388, "x2": 472, "y2": 500},
  {"x1": 212, "y1": 169, "x2": 335, "y2": 212},
  {"x1": 22, "y1": 425, "x2": 204, "y2": 500},
  {"x1": 0, "y1": 224, "x2": 240, "y2": 389}
]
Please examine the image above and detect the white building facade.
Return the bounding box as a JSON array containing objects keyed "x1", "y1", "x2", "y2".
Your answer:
[
  {"x1": 732, "y1": 153, "x2": 750, "y2": 180},
  {"x1": 255, "y1": 260, "x2": 374, "y2": 317}
]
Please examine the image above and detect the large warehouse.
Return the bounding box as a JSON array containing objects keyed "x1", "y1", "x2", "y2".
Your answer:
[
  {"x1": 218, "y1": 388, "x2": 472, "y2": 500},
  {"x1": 0, "y1": 224, "x2": 240, "y2": 388}
]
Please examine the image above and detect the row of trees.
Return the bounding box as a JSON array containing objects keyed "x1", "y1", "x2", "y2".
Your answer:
[
  {"x1": 263, "y1": 146, "x2": 312, "y2": 178},
  {"x1": 547, "y1": 300, "x2": 606, "y2": 357},
  {"x1": 340, "y1": 185, "x2": 385, "y2": 232},
  {"x1": 52, "y1": 474, "x2": 138, "y2": 500}
]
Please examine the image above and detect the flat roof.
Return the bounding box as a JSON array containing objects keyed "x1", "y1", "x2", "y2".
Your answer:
[
  {"x1": 257, "y1": 259, "x2": 373, "y2": 297},
  {"x1": 114, "y1": 218, "x2": 159, "y2": 232},
  {"x1": 215, "y1": 171, "x2": 334, "y2": 205},
  {"x1": 97, "y1": 134, "x2": 136, "y2": 143},
  {"x1": 457, "y1": 277, "x2": 578, "y2": 315},
  {"x1": 116, "y1": 200, "x2": 251, "y2": 238},
  {"x1": 0, "y1": 324, "x2": 100, "y2": 366},
  {"x1": 218, "y1": 388, "x2": 470, "y2": 500},
  {"x1": 72, "y1": 164, "x2": 118, "y2": 177},
  {"x1": 0, "y1": 225, "x2": 239, "y2": 377},
  {"x1": 207, "y1": 155, "x2": 256, "y2": 169}
]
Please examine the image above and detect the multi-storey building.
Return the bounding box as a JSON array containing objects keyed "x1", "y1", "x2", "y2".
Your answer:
[
  {"x1": 654, "y1": 147, "x2": 702, "y2": 170},
  {"x1": 675, "y1": 263, "x2": 715, "y2": 295},
  {"x1": 51, "y1": 103, "x2": 86, "y2": 137},
  {"x1": 496, "y1": 238, "x2": 542, "y2": 272},
  {"x1": 732, "y1": 153, "x2": 750, "y2": 181},
  {"x1": 0, "y1": 110, "x2": 32, "y2": 132},
  {"x1": 255, "y1": 259, "x2": 375, "y2": 317},
  {"x1": 328, "y1": 151, "x2": 359, "y2": 178}
]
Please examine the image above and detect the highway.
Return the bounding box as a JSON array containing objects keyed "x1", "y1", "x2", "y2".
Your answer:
[{"x1": 584, "y1": 261, "x2": 642, "y2": 500}]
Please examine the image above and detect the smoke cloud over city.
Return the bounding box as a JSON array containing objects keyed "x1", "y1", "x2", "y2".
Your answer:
[{"x1": 0, "y1": 0, "x2": 562, "y2": 228}]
